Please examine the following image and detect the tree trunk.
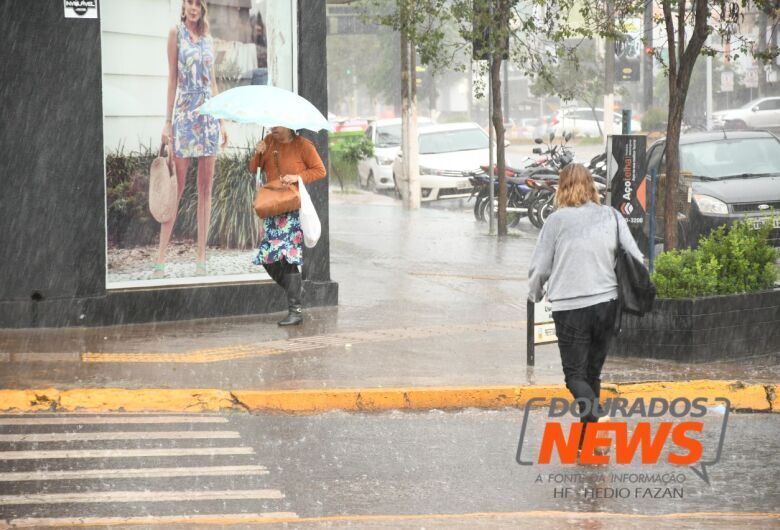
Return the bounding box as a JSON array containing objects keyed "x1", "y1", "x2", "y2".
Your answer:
[
  {"x1": 663, "y1": 91, "x2": 683, "y2": 250},
  {"x1": 491, "y1": 55, "x2": 507, "y2": 235},
  {"x1": 661, "y1": 0, "x2": 709, "y2": 250}
]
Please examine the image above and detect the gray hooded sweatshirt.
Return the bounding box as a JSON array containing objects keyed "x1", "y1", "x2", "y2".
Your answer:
[{"x1": 528, "y1": 202, "x2": 645, "y2": 312}]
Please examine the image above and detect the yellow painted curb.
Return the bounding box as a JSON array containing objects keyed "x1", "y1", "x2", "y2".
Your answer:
[{"x1": 0, "y1": 380, "x2": 774, "y2": 414}]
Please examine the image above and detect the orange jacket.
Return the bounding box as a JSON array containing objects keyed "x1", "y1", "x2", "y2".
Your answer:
[{"x1": 248, "y1": 134, "x2": 327, "y2": 185}]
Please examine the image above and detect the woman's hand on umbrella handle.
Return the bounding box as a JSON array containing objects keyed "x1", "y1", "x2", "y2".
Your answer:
[{"x1": 255, "y1": 140, "x2": 266, "y2": 156}]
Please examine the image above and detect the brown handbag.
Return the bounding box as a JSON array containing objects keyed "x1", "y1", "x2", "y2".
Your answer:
[{"x1": 253, "y1": 150, "x2": 301, "y2": 218}]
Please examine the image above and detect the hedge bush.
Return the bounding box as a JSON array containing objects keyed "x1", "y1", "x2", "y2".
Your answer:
[
  {"x1": 328, "y1": 131, "x2": 373, "y2": 190},
  {"x1": 651, "y1": 217, "x2": 778, "y2": 298}
]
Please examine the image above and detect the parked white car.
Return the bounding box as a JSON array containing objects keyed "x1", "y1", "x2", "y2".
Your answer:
[
  {"x1": 550, "y1": 107, "x2": 642, "y2": 137},
  {"x1": 712, "y1": 97, "x2": 780, "y2": 130},
  {"x1": 357, "y1": 117, "x2": 433, "y2": 191},
  {"x1": 393, "y1": 122, "x2": 514, "y2": 202}
]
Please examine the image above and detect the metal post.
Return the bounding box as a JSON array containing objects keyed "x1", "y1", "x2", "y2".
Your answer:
[
  {"x1": 706, "y1": 36, "x2": 713, "y2": 131},
  {"x1": 488, "y1": 56, "x2": 495, "y2": 235},
  {"x1": 622, "y1": 109, "x2": 632, "y2": 134},
  {"x1": 526, "y1": 299, "x2": 535, "y2": 367},
  {"x1": 648, "y1": 168, "x2": 657, "y2": 271}
]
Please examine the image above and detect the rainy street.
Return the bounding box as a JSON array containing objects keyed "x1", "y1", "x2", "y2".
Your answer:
[
  {"x1": 3, "y1": 0, "x2": 780, "y2": 528},
  {"x1": 1, "y1": 194, "x2": 779, "y2": 528},
  {"x1": 0, "y1": 409, "x2": 777, "y2": 528}
]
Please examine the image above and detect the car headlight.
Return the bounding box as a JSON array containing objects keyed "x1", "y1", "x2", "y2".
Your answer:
[
  {"x1": 376, "y1": 156, "x2": 395, "y2": 166},
  {"x1": 693, "y1": 194, "x2": 728, "y2": 215}
]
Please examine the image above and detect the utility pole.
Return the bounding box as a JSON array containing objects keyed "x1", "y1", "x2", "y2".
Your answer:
[
  {"x1": 758, "y1": 10, "x2": 768, "y2": 98},
  {"x1": 603, "y1": 0, "x2": 615, "y2": 140},
  {"x1": 643, "y1": 0, "x2": 653, "y2": 111},
  {"x1": 399, "y1": 0, "x2": 420, "y2": 209}
]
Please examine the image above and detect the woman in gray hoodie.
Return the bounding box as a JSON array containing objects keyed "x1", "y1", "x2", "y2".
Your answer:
[{"x1": 528, "y1": 163, "x2": 644, "y2": 446}]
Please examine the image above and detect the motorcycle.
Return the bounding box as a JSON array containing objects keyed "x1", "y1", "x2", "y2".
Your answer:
[{"x1": 469, "y1": 132, "x2": 574, "y2": 226}]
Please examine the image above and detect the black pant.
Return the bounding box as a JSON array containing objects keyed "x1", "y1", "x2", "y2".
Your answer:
[
  {"x1": 552, "y1": 300, "x2": 618, "y2": 425},
  {"x1": 263, "y1": 261, "x2": 298, "y2": 287}
]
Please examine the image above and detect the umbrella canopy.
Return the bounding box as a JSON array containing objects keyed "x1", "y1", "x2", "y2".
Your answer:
[{"x1": 197, "y1": 85, "x2": 333, "y2": 132}]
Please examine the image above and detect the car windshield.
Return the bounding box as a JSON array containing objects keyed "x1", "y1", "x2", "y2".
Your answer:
[
  {"x1": 680, "y1": 137, "x2": 780, "y2": 179},
  {"x1": 419, "y1": 128, "x2": 488, "y2": 154},
  {"x1": 375, "y1": 125, "x2": 401, "y2": 148}
]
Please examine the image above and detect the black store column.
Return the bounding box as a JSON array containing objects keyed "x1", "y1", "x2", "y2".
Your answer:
[
  {"x1": 0, "y1": 2, "x2": 106, "y2": 327},
  {"x1": 298, "y1": 0, "x2": 335, "y2": 301}
]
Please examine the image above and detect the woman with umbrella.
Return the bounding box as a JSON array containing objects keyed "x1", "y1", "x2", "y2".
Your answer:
[
  {"x1": 157, "y1": 0, "x2": 228, "y2": 278},
  {"x1": 196, "y1": 85, "x2": 331, "y2": 324},
  {"x1": 249, "y1": 127, "x2": 326, "y2": 326}
]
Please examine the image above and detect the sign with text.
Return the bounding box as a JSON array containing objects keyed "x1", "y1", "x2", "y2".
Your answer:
[
  {"x1": 607, "y1": 135, "x2": 648, "y2": 253},
  {"x1": 64, "y1": 0, "x2": 98, "y2": 18},
  {"x1": 721, "y1": 71, "x2": 734, "y2": 92},
  {"x1": 534, "y1": 297, "x2": 557, "y2": 345}
]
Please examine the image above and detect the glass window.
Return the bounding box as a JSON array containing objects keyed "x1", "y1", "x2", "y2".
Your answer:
[
  {"x1": 375, "y1": 125, "x2": 402, "y2": 148},
  {"x1": 679, "y1": 137, "x2": 780, "y2": 178},
  {"x1": 419, "y1": 128, "x2": 489, "y2": 154}
]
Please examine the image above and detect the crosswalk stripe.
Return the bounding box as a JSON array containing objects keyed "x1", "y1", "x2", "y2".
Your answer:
[
  {"x1": 0, "y1": 430, "x2": 241, "y2": 442},
  {"x1": 5, "y1": 513, "x2": 299, "y2": 527},
  {"x1": 0, "y1": 446, "x2": 254, "y2": 460},
  {"x1": 0, "y1": 489, "x2": 284, "y2": 505},
  {"x1": 0, "y1": 464, "x2": 269, "y2": 481},
  {"x1": 0, "y1": 416, "x2": 229, "y2": 425}
]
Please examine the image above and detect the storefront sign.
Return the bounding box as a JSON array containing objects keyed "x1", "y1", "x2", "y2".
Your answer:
[{"x1": 64, "y1": 0, "x2": 98, "y2": 18}]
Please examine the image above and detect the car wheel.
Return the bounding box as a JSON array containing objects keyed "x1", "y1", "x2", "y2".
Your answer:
[{"x1": 367, "y1": 172, "x2": 377, "y2": 193}]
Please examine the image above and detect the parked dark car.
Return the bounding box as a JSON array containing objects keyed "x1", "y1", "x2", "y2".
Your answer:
[{"x1": 646, "y1": 130, "x2": 780, "y2": 248}]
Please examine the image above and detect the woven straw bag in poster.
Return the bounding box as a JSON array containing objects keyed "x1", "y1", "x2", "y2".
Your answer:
[{"x1": 148, "y1": 142, "x2": 178, "y2": 223}]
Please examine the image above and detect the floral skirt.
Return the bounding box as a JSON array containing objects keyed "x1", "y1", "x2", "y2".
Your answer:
[{"x1": 253, "y1": 211, "x2": 303, "y2": 266}]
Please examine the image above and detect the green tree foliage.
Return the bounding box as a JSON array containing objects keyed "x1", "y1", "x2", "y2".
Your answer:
[{"x1": 652, "y1": 217, "x2": 778, "y2": 298}]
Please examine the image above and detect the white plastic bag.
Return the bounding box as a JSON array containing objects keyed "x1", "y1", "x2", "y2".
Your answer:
[{"x1": 297, "y1": 177, "x2": 321, "y2": 248}]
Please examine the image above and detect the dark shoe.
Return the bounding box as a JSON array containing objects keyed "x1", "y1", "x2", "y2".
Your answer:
[{"x1": 278, "y1": 272, "x2": 303, "y2": 326}]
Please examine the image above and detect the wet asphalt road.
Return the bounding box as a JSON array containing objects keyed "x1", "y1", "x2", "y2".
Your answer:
[
  {"x1": 0, "y1": 409, "x2": 777, "y2": 528},
  {"x1": 1, "y1": 192, "x2": 779, "y2": 391}
]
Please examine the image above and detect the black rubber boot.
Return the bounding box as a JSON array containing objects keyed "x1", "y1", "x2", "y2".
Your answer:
[{"x1": 277, "y1": 272, "x2": 303, "y2": 326}]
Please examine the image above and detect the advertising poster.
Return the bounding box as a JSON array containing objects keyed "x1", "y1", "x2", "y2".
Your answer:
[
  {"x1": 607, "y1": 134, "x2": 648, "y2": 252},
  {"x1": 101, "y1": 0, "x2": 296, "y2": 288}
]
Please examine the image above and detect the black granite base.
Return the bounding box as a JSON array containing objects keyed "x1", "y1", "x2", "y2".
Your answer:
[
  {"x1": 0, "y1": 280, "x2": 338, "y2": 328},
  {"x1": 610, "y1": 289, "x2": 780, "y2": 361}
]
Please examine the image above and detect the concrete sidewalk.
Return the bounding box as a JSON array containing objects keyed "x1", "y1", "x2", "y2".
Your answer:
[{"x1": 1, "y1": 192, "x2": 778, "y2": 411}]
